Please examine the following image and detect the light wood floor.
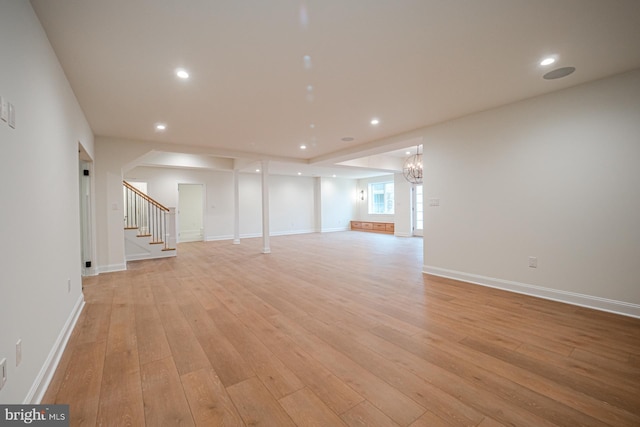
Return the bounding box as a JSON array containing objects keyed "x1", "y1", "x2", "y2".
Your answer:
[{"x1": 43, "y1": 232, "x2": 640, "y2": 426}]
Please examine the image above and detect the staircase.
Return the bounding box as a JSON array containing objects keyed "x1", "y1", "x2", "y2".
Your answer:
[{"x1": 123, "y1": 181, "x2": 177, "y2": 261}]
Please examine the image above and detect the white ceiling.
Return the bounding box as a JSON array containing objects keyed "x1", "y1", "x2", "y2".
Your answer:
[{"x1": 30, "y1": 0, "x2": 640, "y2": 177}]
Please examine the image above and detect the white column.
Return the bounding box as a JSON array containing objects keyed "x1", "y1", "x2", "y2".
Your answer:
[
  {"x1": 233, "y1": 169, "x2": 240, "y2": 244},
  {"x1": 261, "y1": 160, "x2": 271, "y2": 254}
]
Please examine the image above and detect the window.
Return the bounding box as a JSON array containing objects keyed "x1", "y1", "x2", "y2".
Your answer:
[
  {"x1": 415, "y1": 184, "x2": 423, "y2": 231},
  {"x1": 368, "y1": 182, "x2": 394, "y2": 214}
]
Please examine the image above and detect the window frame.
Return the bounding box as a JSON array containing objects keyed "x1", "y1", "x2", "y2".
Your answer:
[{"x1": 367, "y1": 181, "x2": 395, "y2": 215}]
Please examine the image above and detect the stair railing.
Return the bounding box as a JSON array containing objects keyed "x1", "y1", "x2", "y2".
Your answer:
[{"x1": 123, "y1": 181, "x2": 170, "y2": 250}]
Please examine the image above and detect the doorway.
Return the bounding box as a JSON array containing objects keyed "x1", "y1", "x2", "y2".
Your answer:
[
  {"x1": 178, "y1": 183, "x2": 204, "y2": 242},
  {"x1": 79, "y1": 144, "x2": 94, "y2": 276}
]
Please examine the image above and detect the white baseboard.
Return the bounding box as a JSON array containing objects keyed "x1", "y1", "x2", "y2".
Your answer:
[
  {"x1": 423, "y1": 266, "x2": 640, "y2": 319},
  {"x1": 97, "y1": 263, "x2": 126, "y2": 274},
  {"x1": 26, "y1": 294, "x2": 85, "y2": 403},
  {"x1": 206, "y1": 229, "x2": 317, "y2": 241},
  {"x1": 321, "y1": 227, "x2": 349, "y2": 233},
  {"x1": 126, "y1": 251, "x2": 177, "y2": 261},
  {"x1": 394, "y1": 232, "x2": 413, "y2": 237}
]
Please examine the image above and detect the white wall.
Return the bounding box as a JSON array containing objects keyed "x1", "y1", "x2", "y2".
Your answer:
[
  {"x1": 355, "y1": 174, "x2": 396, "y2": 223},
  {"x1": 393, "y1": 174, "x2": 413, "y2": 237},
  {"x1": 423, "y1": 69, "x2": 640, "y2": 316},
  {"x1": 126, "y1": 166, "x2": 326, "y2": 241},
  {"x1": 0, "y1": 1, "x2": 93, "y2": 403},
  {"x1": 320, "y1": 178, "x2": 357, "y2": 232}
]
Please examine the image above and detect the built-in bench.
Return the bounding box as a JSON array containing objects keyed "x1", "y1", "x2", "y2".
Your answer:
[{"x1": 350, "y1": 221, "x2": 394, "y2": 234}]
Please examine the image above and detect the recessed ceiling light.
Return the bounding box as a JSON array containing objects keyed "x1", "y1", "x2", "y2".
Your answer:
[
  {"x1": 297, "y1": 172, "x2": 302, "y2": 176},
  {"x1": 176, "y1": 69, "x2": 189, "y2": 79},
  {"x1": 155, "y1": 123, "x2": 167, "y2": 131},
  {"x1": 303, "y1": 55, "x2": 312, "y2": 69},
  {"x1": 405, "y1": 151, "x2": 411, "y2": 155},
  {"x1": 332, "y1": 174, "x2": 337, "y2": 178},
  {"x1": 255, "y1": 169, "x2": 260, "y2": 172},
  {"x1": 307, "y1": 85, "x2": 313, "y2": 92},
  {"x1": 370, "y1": 118, "x2": 380, "y2": 125},
  {"x1": 540, "y1": 57, "x2": 556, "y2": 66},
  {"x1": 300, "y1": 144, "x2": 307, "y2": 150},
  {"x1": 310, "y1": 123, "x2": 315, "y2": 129},
  {"x1": 341, "y1": 137, "x2": 355, "y2": 142}
]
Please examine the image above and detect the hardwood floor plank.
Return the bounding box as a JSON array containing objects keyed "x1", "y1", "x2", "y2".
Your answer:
[
  {"x1": 73, "y1": 303, "x2": 112, "y2": 345},
  {"x1": 105, "y1": 303, "x2": 136, "y2": 355},
  {"x1": 408, "y1": 411, "x2": 459, "y2": 427},
  {"x1": 207, "y1": 304, "x2": 305, "y2": 399},
  {"x1": 226, "y1": 377, "x2": 296, "y2": 427},
  {"x1": 236, "y1": 308, "x2": 364, "y2": 415},
  {"x1": 134, "y1": 302, "x2": 172, "y2": 365},
  {"x1": 268, "y1": 314, "x2": 426, "y2": 426},
  {"x1": 96, "y1": 349, "x2": 145, "y2": 427},
  {"x1": 140, "y1": 357, "x2": 194, "y2": 427},
  {"x1": 45, "y1": 233, "x2": 640, "y2": 426},
  {"x1": 297, "y1": 315, "x2": 484, "y2": 426},
  {"x1": 340, "y1": 401, "x2": 401, "y2": 427},
  {"x1": 461, "y1": 336, "x2": 640, "y2": 416},
  {"x1": 154, "y1": 302, "x2": 211, "y2": 376},
  {"x1": 371, "y1": 325, "x2": 639, "y2": 427},
  {"x1": 177, "y1": 295, "x2": 255, "y2": 387},
  {"x1": 180, "y1": 368, "x2": 244, "y2": 426},
  {"x1": 279, "y1": 388, "x2": 348, "y2": 427},
  {"x1": 54, "y1": 340, "x2": 106, "y2": 426}
]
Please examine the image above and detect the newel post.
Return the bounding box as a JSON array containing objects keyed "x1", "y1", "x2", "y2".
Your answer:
[{"x1": 166, "y1": 207, "x2": 177, "y2": 250}]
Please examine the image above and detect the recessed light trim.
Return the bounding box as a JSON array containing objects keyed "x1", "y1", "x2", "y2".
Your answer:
[
  {"x1": 255, "y1": 169, "x2": 260, "y2": 172},
  {"x1": 300, "y1": 144, "x2": 307, "y2": 150},
  {"x1": 297, "y1": 172, "x2": 302, "y2": 176},
  {"x1": 370, "y1": 118, "x2": 380, "y2": 125},
  {"x1": 155, "y1": 123, "x2": 167, "y2": 131},
  {"x1": 176, "y1": 69, "x2": 189, "y2": 79}
]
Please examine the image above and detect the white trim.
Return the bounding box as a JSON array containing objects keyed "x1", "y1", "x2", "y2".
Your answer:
[
  {"x1": 394, "y1": 232, "x2": 413, "y2": 237},
  {"x1": 97, "y1": 263, "x2": 126, "y2": 274},
  {"x1": 321, "y1": 226, "x2": 350, "y2": 233},
  {"x1": 126, "y1": 251, "x2": 176, "y2": 261},
  {"x1": 26, "y1": 294, "x2": 85, "y2": 403},
  {"x1": 423, "y1": 266, "x2": 640, "y2": 319},
  {"x1": 206, "y1": 229, "x2": 317, "y2": 241}
]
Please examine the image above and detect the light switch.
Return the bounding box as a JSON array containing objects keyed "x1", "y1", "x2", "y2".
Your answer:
[
  {"x1": 0, "y1": 96, "x2": 7, "y2": 122},
  {"x1": 8, "y1": 103, "x2": 15, "y2": 128}
]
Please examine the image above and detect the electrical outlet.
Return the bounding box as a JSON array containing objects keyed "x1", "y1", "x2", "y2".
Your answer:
[
  {"x1": 528, "y1": 256, "x2": 538, "y2": 268},
  {"x1": 16, "y1": 339, "x2": 22, "y2": 367},
  {"x1": 0, "y1": 358, "x2": 7, "y2": 390}
]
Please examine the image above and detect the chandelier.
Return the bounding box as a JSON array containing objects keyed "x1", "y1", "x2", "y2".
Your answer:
[{"x1": 402, "y1": 146, "x2": 423, "y2": 184}]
